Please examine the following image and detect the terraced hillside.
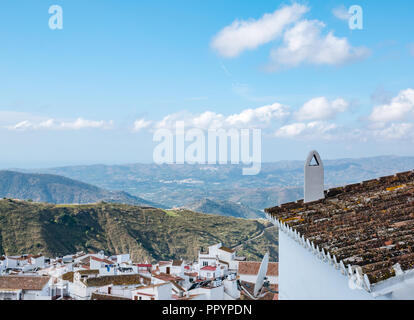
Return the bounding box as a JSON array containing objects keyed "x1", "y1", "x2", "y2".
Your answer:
[{"x1": 0, "y1": 199, "x2": 278, "y2": 262}]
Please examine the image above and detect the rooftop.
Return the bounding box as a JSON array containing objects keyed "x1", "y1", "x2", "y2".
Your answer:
[
  {"x1": 265, "y1": 170, "x2": 414, "y2": 286},
  {"x1": 83, "y1": 274, "x2": 150, "y2": 287},
  {"x1": 153, "y1": 273, "x2": 184, "y2": 282},
  {"x1": 90, "y1": 256, "x2": 114, "y2": 265},
  {"x1": 238, "y1": 261, "x2": 279, "y2": 277},
  {"x1": 172, "y1": 260, "x2": 183, "y2": 267},
  {"x1": 200, "y1": 266, "x2": 216, "y2": 271},
  {"x1": 62, "y1": 270, "x2": 99, "y2": 283},
  {"x1": 0, "y1": 276, "x2": 50, "y2": 290},
  {"x1": 219, "y1": 246, "x2": 235, "y2": 254}
]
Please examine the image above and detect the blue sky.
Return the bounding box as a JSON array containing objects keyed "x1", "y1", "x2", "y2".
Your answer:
[{"x1": 0, "y1": 0, "x2": 413, "y2": 168}]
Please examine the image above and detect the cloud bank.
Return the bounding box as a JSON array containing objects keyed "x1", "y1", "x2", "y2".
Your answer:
[{"x1": 211, "y1": 3, "x2": 369, "y2": 70}]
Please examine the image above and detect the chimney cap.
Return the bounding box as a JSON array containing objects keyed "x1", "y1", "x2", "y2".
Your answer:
[
  {"x1": 305, "y1": 150, "x2": 323, "y2": 168},
  {"x1": 304, "y1": 150, "x2": 325, "y2": 203}
]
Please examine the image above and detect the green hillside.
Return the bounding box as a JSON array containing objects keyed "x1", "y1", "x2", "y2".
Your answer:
[
  {"x1": 183, "y1": 198, "x2": 264, "y2": 219},
  {"x1": 0, "y1": 199, "x2": 278, "y2": 262}
]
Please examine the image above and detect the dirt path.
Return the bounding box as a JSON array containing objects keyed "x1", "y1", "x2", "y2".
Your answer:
[{"x1": 232, "y1": 225, "x2": 277, "y2": 250}]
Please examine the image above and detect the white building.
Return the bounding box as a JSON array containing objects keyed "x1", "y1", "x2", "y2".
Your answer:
[
  {"x1": 132, "y1": 282, "x2": 172, "y2": 300},
  {"x1": 0, "y1": 276, "x2": 52, "y2": 300},
  {"x1": 198, "y1": 243, "x2": 241, "y2": 274},
  {"x1": 266, "y1": 151, "x2": 414, "y2": 300},
  {"x1": 69, "y1": 272, "x2": 150, "y2": 300},
  {"x1": 238, "y1": 261, "x2": 278, "y2": 286},
  {"x1": 199, "y1": 265, "x2": 221, "y2": 280}
]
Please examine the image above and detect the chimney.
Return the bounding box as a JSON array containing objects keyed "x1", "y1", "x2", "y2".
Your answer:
[{"x1": 304, "y1": 150, "x2": 324, "y2": 203}]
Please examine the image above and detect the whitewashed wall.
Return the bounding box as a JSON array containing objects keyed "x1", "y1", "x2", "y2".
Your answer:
[{"x1": 279, "y1": 230, "x2": 387, "y2": 300}]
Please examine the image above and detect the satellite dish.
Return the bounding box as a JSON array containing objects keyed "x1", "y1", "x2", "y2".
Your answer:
[{"x1": 253, "y1": 252, "x2": 269, "y2": 297}]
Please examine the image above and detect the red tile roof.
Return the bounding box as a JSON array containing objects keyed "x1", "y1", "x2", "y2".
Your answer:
[
  {"x1": 172, "y1": 260, "x2": 183, "y2": 267},
  {"x1": 153, "y1": 273, "x2": 184, "y2": 282},
  {"x1": 91, "y1": 256, "x2": 114, "y2": 265},
  {"x1": 200, "y1": 266, "x2": 216, "y2": 271},
  {"x1": 219, "y1": 246, "x2": 235, "y2": 254},
  {"x1": 0, "y1": 276, "x2": 50, "y2": 290},
  {"x1": 184, "y1": 272, "x2": 198, "y2": 277},
  {"x1": 84, "y1": 274, "x2": 150, "y2": 287},
  {"x1": 238, "y1": 262, "x2": 279, "y2": 277}
]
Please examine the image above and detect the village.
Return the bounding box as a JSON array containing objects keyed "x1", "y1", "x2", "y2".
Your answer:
[{"x1": 0, "y1": 243, "x2": 278, "y2": 300}]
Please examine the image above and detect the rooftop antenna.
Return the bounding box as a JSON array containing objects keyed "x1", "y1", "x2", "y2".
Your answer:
[{"x1": 304, "y1": 150, "x2": 325, "y2": 203}]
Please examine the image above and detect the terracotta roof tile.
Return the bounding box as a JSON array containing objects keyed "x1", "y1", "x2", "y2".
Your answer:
[
  {"x1": 0, "y1": 276, "x2": 50, "y2": 290},
  {"x1": 84, "y1": 274, "x2": 150, "y2": 287},
  {"x1": 238, "y1": 262, "x2": 278, "y2": 277},
  {"x1": 172, "y1": 260, "x2": 183, "y2": 267},
  {"x1": 266, "y1": 170, "x2": 414, "y2": 285},
  {"x1": 219, "y1": 246, "x2": 235, "y2": 254}
]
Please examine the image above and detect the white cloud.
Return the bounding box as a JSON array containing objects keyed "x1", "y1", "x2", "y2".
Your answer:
[
  {"x1": 192, "y1": 111, "x2": 225, "y2": 130},
  {"x1": 369, "y1": 89, "x2": 414, "y2": 123},
  {"x1": 269, "y1": 20, "x2": 370, "y2": 70},
  {"x1": 60, "y1": 118, "x2": 113, "y2": 130},
  {"x1": 10, "y1": 120, "x2": 33, "y2": 130},
  {"x1": 6, "y1": 117, "x2": 113, "y2": 131},
  {"x1": 133, "y1": 119, "x2": 152, "y2": 132},
  {"x1": 275, "y1": 121, "x2": 338, "y2": 139},
  {"x1": 373, "y1": 123, "x2": 414, "y2": 140},
  {"x1": 211, "y1": 3, "x2": 308, "y2": 57},
  {"x1": 226, "y1": 103, "x2": 290, "y2": 127},
  {"x1": 332, "y1": 5, "x2": 351, "y2": 21},
  {"x1": 150, "y1": 103, "x2": 290, "y2": 132},
  {"x1": 295, "y1": 97, "x2": 349, "y2": 121}
]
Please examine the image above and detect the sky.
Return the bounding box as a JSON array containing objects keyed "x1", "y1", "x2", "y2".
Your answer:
[{"x1": 0, "y1": 0, "x2": 413, "y2": 168}]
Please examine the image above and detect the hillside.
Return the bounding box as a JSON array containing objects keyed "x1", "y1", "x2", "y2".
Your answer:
[
  {"x1": 0, "y1": 199, "x2": 278, "y2": 262},
  {"x1": 182, "y1": 198, "x2": 264, "y2": 219},
  {"x1": 0, "y1": 171, "x2": 161, "y2": 208}
]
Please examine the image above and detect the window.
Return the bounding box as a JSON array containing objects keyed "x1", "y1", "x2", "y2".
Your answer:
[
  {"x1": 309, "y1": 155, "x2": 319, "y2": 166},
  {"x1": 203, "y1": 261, "x2": 208, "y2": 266}
]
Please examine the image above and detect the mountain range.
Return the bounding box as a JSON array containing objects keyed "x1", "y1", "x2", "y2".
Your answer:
[
  {"x1": 0, "y1": 170, "x2": 162, "y2": 208},
  {"x1": 24, "y1": 155, "x2": 414, "y2": 211},
  {"x1": 2, "y1": 155, "x2": 414, "y2": 262}
]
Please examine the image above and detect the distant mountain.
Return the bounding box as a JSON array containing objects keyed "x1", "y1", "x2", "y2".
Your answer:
[
  {"x1": 0, "y1": 171, "x2": 161, "y2": 208},
  {"x1": 0, "y1": 199, "x2": 277, "y2": 262},
  {"x1": 182, "y1": 198, "x2": 264, "y2": 219},
  {"x1": 30, "y1": 155, "x2": 414, "y2": 211}
]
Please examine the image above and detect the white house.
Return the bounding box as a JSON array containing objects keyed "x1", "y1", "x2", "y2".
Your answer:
[
  {"x1": 223, "y1": 277, "x2": 240, "y2": 300},
  {"x1": 198, "y1": 243, "x2": 241, "y2": 274},
  {"x1": 190, "y1": 283, "x2": 224, "y2": 300},
  {"x1": 157, "y1": 261, "x2": 173, "y2": 274},
  {"x1": 0, "y1": 276, "x2": 52, "y2": 300},
  {"x1": 217, "y1": 246, "x2": 236, "y2": 267},
  {"x1": 266, "y1": 151, "x2": 414, "y2": 300},
  {"x1": 170, "y1": 260, "x2": 185, "y2": 276},
  {"x1": 238, "y1": 261, "x2": 278, "y2": 285},
  {"x1": 199, "y1": 266, "x2": 221, "y2": 280},
  {"x1": 132, "y1": 282, "x2": 172, "y2": 300},
  {"x1": 30, "y1": 255, "x2": 45, "y2": 269},
  {"x1": 69, "y1": 273, "x2": 150, "y2": 300}
]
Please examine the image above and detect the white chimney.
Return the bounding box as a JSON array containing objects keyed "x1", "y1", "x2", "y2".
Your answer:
[{"x1": 304, "y1": 150, "x2": 324, "y2": 203}]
